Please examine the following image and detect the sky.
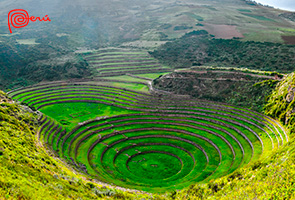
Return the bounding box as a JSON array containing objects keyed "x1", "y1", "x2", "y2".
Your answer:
[{"x1": 255, "y1": 0, "x2": 295, "y2": 11}]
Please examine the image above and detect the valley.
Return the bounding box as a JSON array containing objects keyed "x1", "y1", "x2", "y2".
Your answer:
[
  {"x1": 8, "y1": 76, "x2": 287, "y2": 192},
  {"x1": 0, "y1": 0, "x2": 295, "y2": 199}
]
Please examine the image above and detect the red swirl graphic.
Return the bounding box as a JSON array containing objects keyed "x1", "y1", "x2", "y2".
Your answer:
[
  {"x1": 8, "y1": 9, "x2": 51, "y2": 33},
  {"x1": 8, "y1": 9, "x2": 29, "y2": 33}
]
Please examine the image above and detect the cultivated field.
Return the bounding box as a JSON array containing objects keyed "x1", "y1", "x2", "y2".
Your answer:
[{"x1": 82, "y1": 48, "x2": 172, "y2": 77}]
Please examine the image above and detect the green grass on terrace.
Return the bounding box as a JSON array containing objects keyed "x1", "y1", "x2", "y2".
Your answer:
[{"x1": 7, "y1": 77, "x2": 285, "y2": 193}]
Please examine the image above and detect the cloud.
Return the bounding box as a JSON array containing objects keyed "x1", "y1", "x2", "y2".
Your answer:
[{"x1": 255, "y1": 0, "x2": 295, "y2": 11}]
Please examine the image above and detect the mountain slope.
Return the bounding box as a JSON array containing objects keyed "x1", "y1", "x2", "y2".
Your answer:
[
  {"x1": 150, "y1": 30, "x2": 295, "y2": 73},
  {"x1": 265, "y1": 72, "x2": 295, "y2": 133},
  {"x1": 1, "y1": 0, "x2": 295, "y2": 91}
]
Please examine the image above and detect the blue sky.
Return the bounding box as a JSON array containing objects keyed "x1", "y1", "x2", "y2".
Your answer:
[{"x1": 255, "y1": 0, "x2": 295, "y2": 11}]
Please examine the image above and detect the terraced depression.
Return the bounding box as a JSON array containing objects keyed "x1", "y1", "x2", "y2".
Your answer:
[
  {"x1": 6, "y1": 49, "x2": 287, "y2": 192},
  {"x1": 8, "y1": 75, "x2": 287, "y2": 192},
  {"x1": 2, "y1": 0, "x2": 295, "y2": 197}
]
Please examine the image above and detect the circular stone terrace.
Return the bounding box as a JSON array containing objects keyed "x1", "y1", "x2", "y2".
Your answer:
[{"x1": 8, "y1": 80, "x2": 287, "y2": 192}]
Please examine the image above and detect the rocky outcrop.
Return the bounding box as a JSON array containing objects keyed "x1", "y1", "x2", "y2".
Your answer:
[{"x1": 265, "y1": 73, "x2": 295, "y2": 132}]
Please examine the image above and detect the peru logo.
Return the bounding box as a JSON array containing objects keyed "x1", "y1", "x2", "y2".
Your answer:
[{"x1": 8, "y1": 9, "x2": 51, "y2": 33}]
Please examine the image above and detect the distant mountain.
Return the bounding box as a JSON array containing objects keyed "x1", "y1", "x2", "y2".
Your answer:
[
  {"x1": 150, "y1": 30, "x2": 295, "y2": 72},
  {"x1": 1, "y1": 0, "x2": 295, "y2": 48},
  {"x1": 0, "y1": 0, "x2": 294, "y2": 90}
]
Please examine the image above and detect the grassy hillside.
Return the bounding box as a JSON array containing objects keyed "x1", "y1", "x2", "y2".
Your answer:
[
  {"x1": 265, "y1": 73, "x2": 295, "y2": 133},
  {"x1": 150, "y1": 30, "x2": 295, "y2": 73},
  {"x1": 0, "y1": 41, "x2": 91, "y2": 91},
  {"x1": 1, "y1": 0, "x2": 295, "y2": 91},
  {"x1": 1, "y1": 0, "x2": 294, "y2": 45}
]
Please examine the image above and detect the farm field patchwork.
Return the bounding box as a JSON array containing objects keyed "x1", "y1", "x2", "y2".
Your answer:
[{"x1": 8, "y1": 78, "x2": 287, "y2": 192}]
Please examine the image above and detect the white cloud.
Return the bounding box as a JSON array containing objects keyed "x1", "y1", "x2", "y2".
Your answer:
[{"x1": 255, "y1": 0, "x2": 295, "y2": 11}]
